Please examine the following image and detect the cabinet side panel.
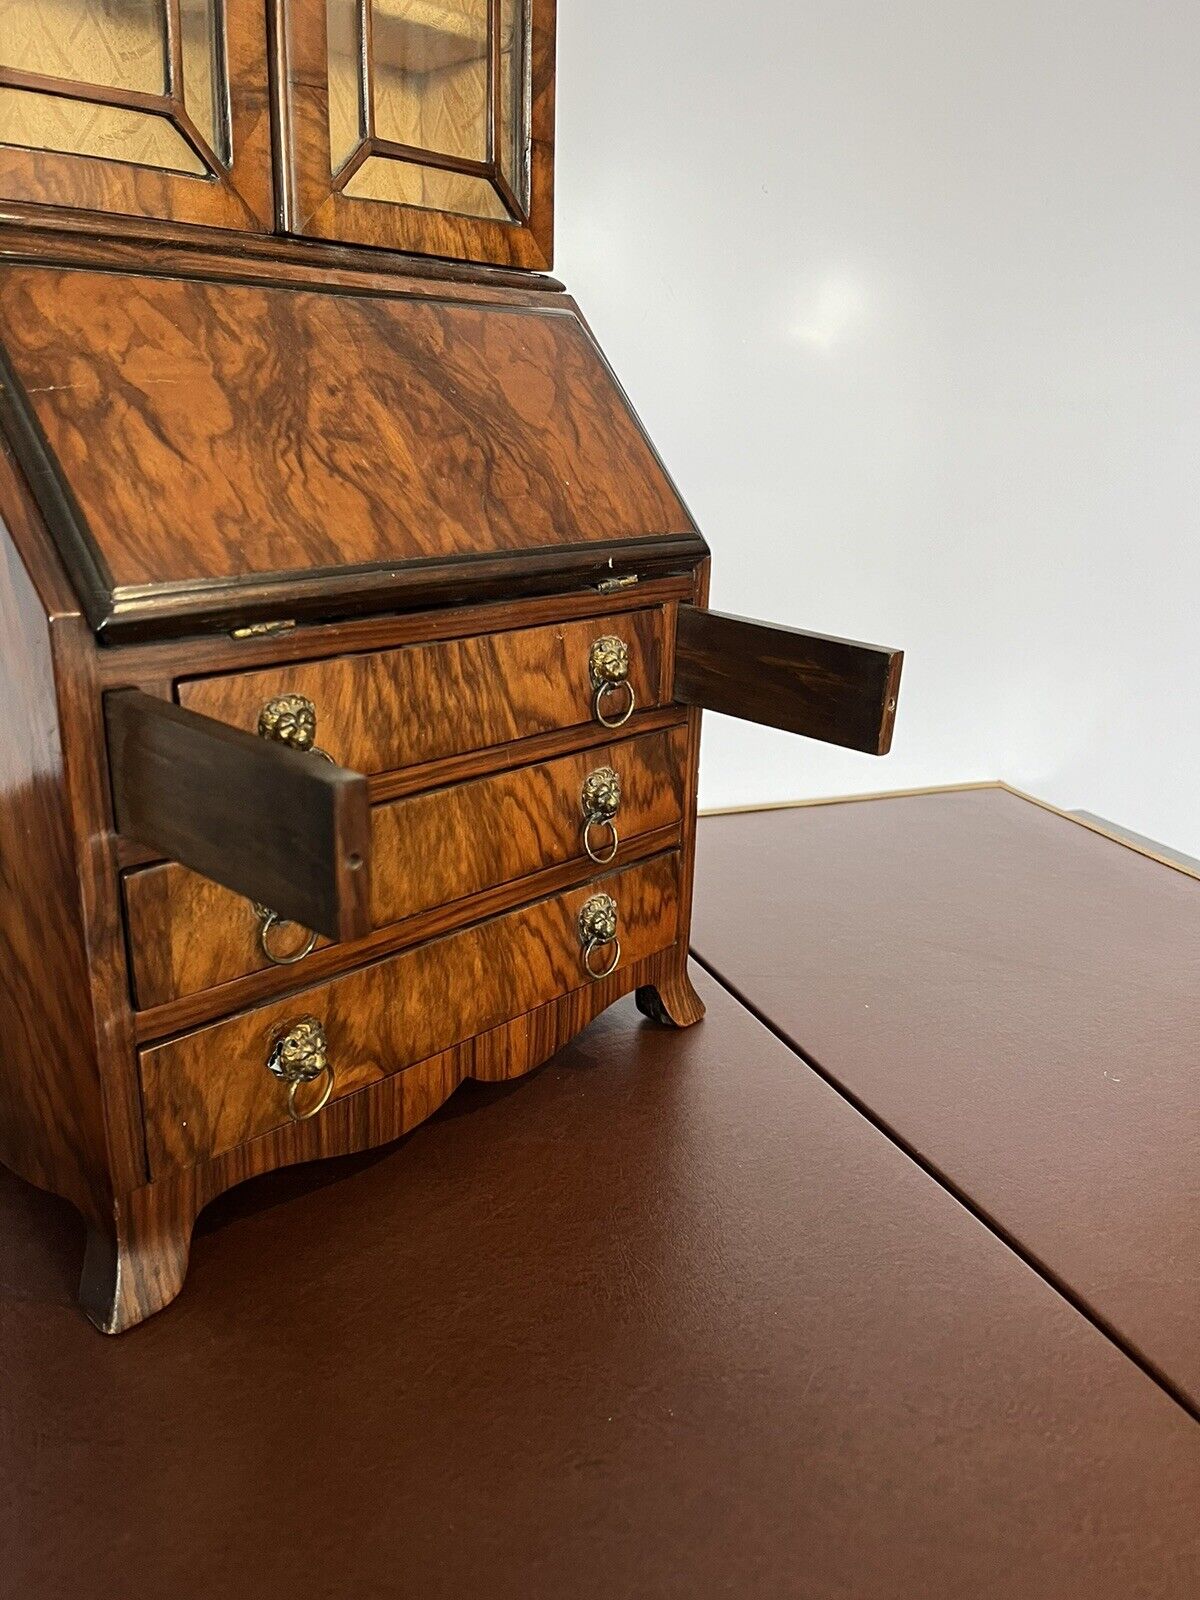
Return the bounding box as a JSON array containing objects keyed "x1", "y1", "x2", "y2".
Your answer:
[{"x1": 0, "y1": 505, "x2": 109, "y2": 1221}]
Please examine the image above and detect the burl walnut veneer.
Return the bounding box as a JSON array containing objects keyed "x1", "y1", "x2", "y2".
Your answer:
[{"x1": 0, "y1": 0, "x2": 902, "y2": 1329}]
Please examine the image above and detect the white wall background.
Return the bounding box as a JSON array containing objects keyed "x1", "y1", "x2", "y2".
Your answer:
[{"x1": 555, "y1": 0, "x2": 1200, "y2": 852}]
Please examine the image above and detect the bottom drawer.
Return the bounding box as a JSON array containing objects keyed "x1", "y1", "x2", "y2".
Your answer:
[{"x1": 139, "y1": 852, "x2": 681, "y2": 1174}]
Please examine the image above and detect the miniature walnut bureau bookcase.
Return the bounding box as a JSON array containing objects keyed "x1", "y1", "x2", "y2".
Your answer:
[{"x1": 0, "y1": 0, "x2": 902, "y2": 1330}]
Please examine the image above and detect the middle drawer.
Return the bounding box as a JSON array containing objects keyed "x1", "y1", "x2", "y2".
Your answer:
[{"x1": 124, "y1": 724, "x2": 688, "y2": 1010}]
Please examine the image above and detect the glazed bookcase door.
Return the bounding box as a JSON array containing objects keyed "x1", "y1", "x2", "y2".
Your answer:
[
  {"x1": 0, "y1": 0, "x2": 272, "y2": 228},
  {"x1": 278, "y1": 0, "x2": 555, "y2": 268}
]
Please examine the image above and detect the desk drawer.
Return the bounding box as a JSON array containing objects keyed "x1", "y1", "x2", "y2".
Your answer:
[
  {"x1": 139, "y1": 852, "x2": 681, "y2": 1174},
  {"x1": 124, "y1": 725, "x2": 687, "y2": 1008},
  {"x1": 177, "y1": 608, "x2": 666, "y2": 776}
]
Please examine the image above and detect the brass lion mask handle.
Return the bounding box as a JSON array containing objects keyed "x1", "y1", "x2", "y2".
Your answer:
[
  {"x1": 589, "y1": 636, "x2": 636, "y2": 729},
  {"x1": 257, "y1": 693, "x2": 335, "y2": 761},
  {"x1": 580, "y1": 765, "x2": 621, "y2": 864},
  {"x1": 252, "y1": 695, "x2": 335, "y2": 965},
  {"x1": 578, "y1": 892, "x2": 621, "y2": 981},
  {"x1": 266, "y1": 1016, "x2": 335, "y2": 1122}
]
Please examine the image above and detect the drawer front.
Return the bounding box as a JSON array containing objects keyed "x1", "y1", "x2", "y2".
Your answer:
[
  {"x1": 124, "y1": 726, "x2": 688, "y2": 1009},
  {"x1": 177, "y1": 609, "x2": 666, "y2": 776},
  {"x1": 139, "y1": 852, "x2": 681, "y2": 1173}
]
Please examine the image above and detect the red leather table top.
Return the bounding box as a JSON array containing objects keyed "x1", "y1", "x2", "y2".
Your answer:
[
  {"x1": 694, "y1": 784, "x2": 1200, "y2": 1414},
  {"x1": 3, "y1": 968, "x2": 1199, "y2": 1596}
]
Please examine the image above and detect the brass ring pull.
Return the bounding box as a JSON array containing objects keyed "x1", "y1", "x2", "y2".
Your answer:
[
  {"x1": 266, "y1": 1017, "x2": 335, "y2": 1123},
  {"x1": 589, "y1": 636, "x2": 635, "y2": 729},
  {"x1": 286, "y1": 1069, "x2": 335, "y2": 1122},
  {"x1": 580, "y1": 765, "x2": 622, "y2": 864},
  {"x1": 583, "y1": 935, "x2": 621, "y2": 980},
  {"x1": 578, "y1": 893, "x2": 620, "y2": 983},
  {"x1": 254, "y1": 905, "x2": 319, "y2": 966},
  {"x1": 583, "y1": 816, "x2": 620, "y2": 864},
  {"x1": 593, "y1": 679, "x2": 636, "y2": 729}
]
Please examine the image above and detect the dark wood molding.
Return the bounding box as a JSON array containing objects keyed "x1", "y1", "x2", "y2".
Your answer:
[
  {"x1": 0, "y1": 208, "x2": 566, "y2": 295},
  {"x1": 105, "y1": 689, "x2": 372, "y2": 942},
  {"x1": 97, "y1": 537, "x2": 708, "y2": 643},
  {"x1": 674, "y1": 606, "x2": 904, "y2": 755}
]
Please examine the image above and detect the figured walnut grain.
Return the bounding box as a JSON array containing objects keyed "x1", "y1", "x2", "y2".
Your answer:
[
  {"x1": 178, "y1": 608, "x2": 667, "y2": 774},
  {"x1": 0, "y1": 266, "x2": 698, "y2": 635},
  {"x1": 125, "y1": 724, "x2": 688, "y2": 1008},
  {"x1": 139, "y1": 852, "x2": 682, "y2": 1172}
]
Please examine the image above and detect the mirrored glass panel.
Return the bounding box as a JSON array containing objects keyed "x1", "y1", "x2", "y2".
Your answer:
[
  {"x1": 1, "y1": 0, "x2": 167, "y2": 95},
  {"x1": 325, "y1": 0, "x2": 363, "y2": 174},
  {"x1": 180, "y1": 0, "x2": 228, "y2": 164},
  {"x1": 0, "y1": 0, "x2": 228, "y2": 172},
  {"x1": 371, "y1": 0, "x2": 489, "y2": 161},
  {"x1": 0, "y1": 88, "x2": 205, "y2": 172},
  {"x1": 496, "y1": 0, "x2": 526, "y2": 212},
  {"x1": 343, "y1": 153, "x2": 508, "y2": 218},
  {"x1": 326, "y1": 0, "x2": 531, "y2": 221}
]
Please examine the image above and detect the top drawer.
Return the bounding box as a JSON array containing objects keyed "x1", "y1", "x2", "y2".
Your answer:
[{"x1": 177, "y1": 609, "x2": 667, "y2": 776}]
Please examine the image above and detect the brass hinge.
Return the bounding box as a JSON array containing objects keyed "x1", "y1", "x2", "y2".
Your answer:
[
  {"x1": 594, "y1": 574, "x2": 639, "y2": 594},
  {"x1": 230, "y1": 619, "x2": 298, "y2": 640}
]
